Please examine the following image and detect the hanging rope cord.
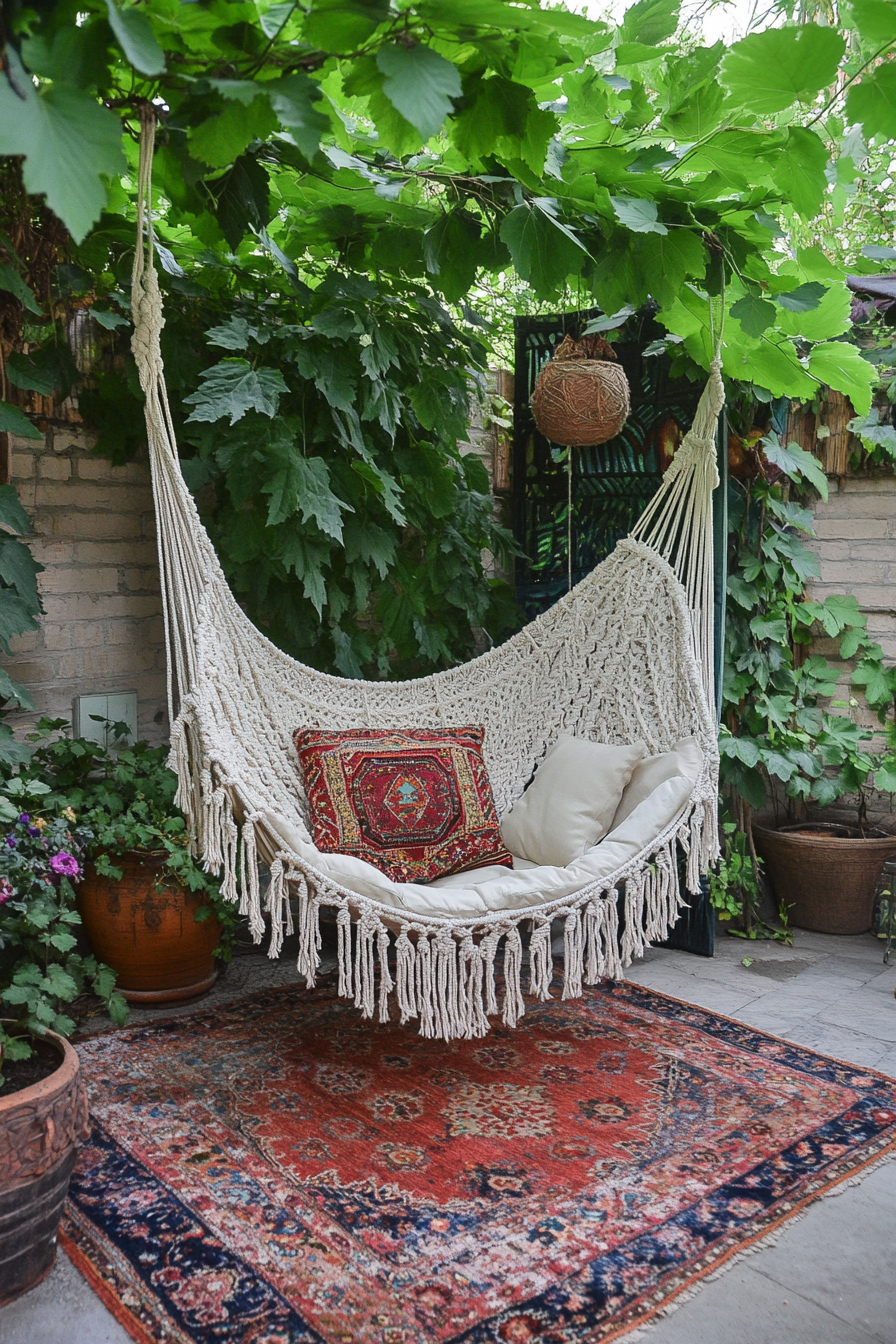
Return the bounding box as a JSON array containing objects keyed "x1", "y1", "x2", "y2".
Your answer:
[
  {"x1": 131, "y1": 108, "x2": 224, "y2": 724},
  {"x1": 629, "y1": 297, "x2": 725, "y2": 704}
]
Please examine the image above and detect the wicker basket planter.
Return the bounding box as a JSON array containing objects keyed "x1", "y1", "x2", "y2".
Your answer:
[
  {"x1": 753, "y1": 822, "x2": 896, "y2": 935},
  {"x1": 0, "y1": 1029, "x2": 89, "y2": 1306},
  {"x1": 532, "y1": 334, "x2": 630, "y2": 447},
  {"x1": 78, "y1": 851, "x2": 221, "y2": 1004}
]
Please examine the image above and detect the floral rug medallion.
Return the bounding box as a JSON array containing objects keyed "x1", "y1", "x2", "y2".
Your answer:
[{"x1": 63, "y1": 981, "x2": 896, "y2": 1343}]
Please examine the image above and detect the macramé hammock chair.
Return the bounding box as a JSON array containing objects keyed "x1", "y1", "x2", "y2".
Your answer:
[{"x1": 131, "y1": 113, "x2": 724, "y2": 1041}]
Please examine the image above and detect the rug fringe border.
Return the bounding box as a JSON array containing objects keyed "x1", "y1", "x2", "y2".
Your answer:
[
  {"x1": 58, "y1": 1227, "x2": 161, "y2": 1344},
  {"x1": 604, "y1": 1138, "x2": 896, "y2": 1343}
]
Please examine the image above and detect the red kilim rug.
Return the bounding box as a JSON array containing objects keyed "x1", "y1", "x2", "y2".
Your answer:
[{"x1": 63, "y1": 981, "x2": 896, "y2": 1344}]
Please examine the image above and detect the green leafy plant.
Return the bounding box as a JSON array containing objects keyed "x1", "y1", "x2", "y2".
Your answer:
[
  {"x1": 0, "y1": 780, "x2": 126, "y2": 1086},
  {"x1": 719, "y1": 421, "x2": 896, "y2": 929},
  {"x1": 0, "y1": 483, "x2": 42, "y2": 766},
  {"x1": 22, "y1": 720, "x2": 241, "y2": 960}
]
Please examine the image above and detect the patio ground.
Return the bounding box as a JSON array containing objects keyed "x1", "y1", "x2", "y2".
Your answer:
[{"x1": 3, "y1": 925, "x2": 894, "y2": 1344}]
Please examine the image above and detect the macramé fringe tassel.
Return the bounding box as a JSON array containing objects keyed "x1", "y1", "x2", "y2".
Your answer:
[
  {"x1": 377, "y1": 926, "x2": 393, "y2": 1024},
  {"x1": 337, "y1": 906, "x2": 352, "y2": 998},
  {"x1": 482, "y1": 930, "x2": 500, "y2": 1016},
  {"x1": 502, "y1": 926, "x2": 525, "y2": 1027},
  {"x1": 354, "y1": 914, "x2": 377, "y2": 1019},
  {"x1": 239, "y1": 814, "x2": 265, "y2": 941},
  {"x1": 621, "y1": 869, "x2": 646, "y2": 966},
  {"x1": 296, "y1": 875, "x2": 320, "y2": 987},
  {"x1": 395, "y1": 927, "x2": 416, "y2": 1024},
  {"x1": 562, "y1": 908, "x2": 584, "y2": 1000},
  {"x1": 266, "y1": 857, "x2": 289, "y2": 960},
  {"x1": 529, "y1": 921, "x2": 553, "y2": 1000},
  {"x1": 460, "y1": 934, "x2": 489, "y2": 1038},
  {"x1": 415, "y1": 933, "x2": 435, "y2": 1038}
]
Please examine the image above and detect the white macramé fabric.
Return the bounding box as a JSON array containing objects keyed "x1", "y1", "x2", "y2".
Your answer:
[{"x1": 130, "y1": 112, "x2": 723, "y2": 1041}]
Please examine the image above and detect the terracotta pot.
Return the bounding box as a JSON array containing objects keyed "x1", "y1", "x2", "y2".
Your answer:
[
  {"x1": 78, "y1": 851, "x2": 221, "y2": 1004},
  {"x1": 753, "y1": 822, "x2": 896, "y2": 935},
  {"x1": 0, "y1": 1029, "x2": 89, "y2": 1306}
]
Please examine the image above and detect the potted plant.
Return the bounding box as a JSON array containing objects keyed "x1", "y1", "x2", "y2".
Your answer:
[
  {"x1": 25, "y1": 721, "x2": 240, "y2": 1003},
  {"x1": 0, "y1": 780, "x2": 126, "y2": 1305},
  {"x1": 719, "y1": 431, "x2": 896, "y2": 936}
]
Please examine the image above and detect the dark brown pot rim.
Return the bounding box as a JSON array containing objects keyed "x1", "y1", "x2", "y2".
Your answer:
[
  {"x1": 754, "y1": 822, "x2": 896, "y2": 847},
  {"x1": 0, "y1": 1026, "x2": 77, "y2": 1117}
]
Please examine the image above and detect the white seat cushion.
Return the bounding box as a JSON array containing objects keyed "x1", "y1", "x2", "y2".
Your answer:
[
  {"x1": 264, "y1": 755, "x2": 699, "y2": 921},
  {"x1": 499, "y1": 735, "x2": 646, "y2": 867}
]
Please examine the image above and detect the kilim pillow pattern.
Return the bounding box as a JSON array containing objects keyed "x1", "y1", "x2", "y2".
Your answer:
[{"x1": 292, "y1": 726, "x2": 514, "y2": 884}]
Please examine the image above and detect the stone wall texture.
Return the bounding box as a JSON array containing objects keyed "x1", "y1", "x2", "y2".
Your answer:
[{"x1": 2, "y1": 425, "x2": 168, "y2": 745}]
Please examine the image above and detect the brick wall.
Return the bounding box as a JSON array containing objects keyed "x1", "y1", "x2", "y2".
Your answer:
[
  {"x1": 809, "y1": 476, "x2": 896, "y2": 661},
  {"x1": 806, "y1": 474, "x2": 896, "y2": 821},
  {"x1": 1, "y1": 425, "x2": 168, "y2": 744}
]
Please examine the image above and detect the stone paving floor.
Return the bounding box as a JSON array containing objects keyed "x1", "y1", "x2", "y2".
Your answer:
[{"x1": 3, "y1": 925, "x2": 895, "y2": 1343}]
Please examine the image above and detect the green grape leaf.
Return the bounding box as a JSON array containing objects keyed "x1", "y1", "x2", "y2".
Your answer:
[
  {"x1": 771, "y1": 127, "x2": 829, "y2": 219},
  {"x1": 183, "y1": 360, "x2": 288, "y2": 425},
  {"x1": 375, "y1": 44, "x2": 462, "y2": 142},
  {"x1": 721, "y1": 25, "x2": 845, "y2": 115},
  {"x1": 499, "y1": 203, "x2": 584, "y2": 295},
  {"x1": 0, "y1": 484, "x2": 32, "y2": 534},
  {"x1": 620, "y1": 0, "x2": 680, "y2": 45},
  {"x1": 0, "y1": 263, "x2": 41, "y2": 315},
  {"x1": 423, "y1": 210, "x2": 481, "y2": 302},
  {"x1": 266, "y1": 73, "x2": 329, "y2": 160},
  {"x1": 730, "y1": 293, "x2": 776, "y2": 338},
  {"x1": 750, "y1": 613, "x2": 788, "y2": 643},
  {"x1": 0, "y1": 534, "x2": 41, "y2": 607},
  {"x1": 808, "y1": 341, "x2": 876, "y2": 416},
  {"x1": 847, "y1": 61, "x2": 896, "y2": 140},
  {"x1": 0, "y1": 401, "x2": 41, "y2": 440},
  {"x1": 189, "y1": 97, "x2": 278, "y2": 169},
  {"x1": 775, "y1": 282, "x2": 827, "y2": 312},
  {"x1": 105, "y1": 0, "x2": 166, "y2": 75},
  {"x1": 761, "y1": 437, "x2": 829, "y2": 499},
  {"x1": 0, "y1": 49, "x2": 126, "y2": 243},
  {"x1": 89, "y1": 309, "x2": 130, "y2": 330},
  {"x1": 610, "y1": 196, "x2": 667, "y2": 234}
]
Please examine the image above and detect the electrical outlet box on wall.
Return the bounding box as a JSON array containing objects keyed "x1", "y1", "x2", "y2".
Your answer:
[{"x1": 72, "y1": 690, "x2": 138, "y2": 747}]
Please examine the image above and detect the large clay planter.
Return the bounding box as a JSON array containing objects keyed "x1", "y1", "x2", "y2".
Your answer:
[
  {"x1": 77, "y1": 851, "x2": 221, "y2": 1004},
  {"x1": 753, "y1": 822, "x2": 896, "y2": 935},
  {"x1": 0, "y1": 1029, "x2": 89, "y2": 1306}
]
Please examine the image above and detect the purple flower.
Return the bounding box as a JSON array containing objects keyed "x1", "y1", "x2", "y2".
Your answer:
[
  {"x1": 28, "y1": 826, "x2": 40, "y2": 837},
  {"x1": 49, "y1": 851, "x2": 80, "y2": 878},
  {"x1": 18, "y1": 813, "x2": 29, "y2": 825},
  {"x1": 5, "y1": 835, "x2": 16, "y2": 849},
  {"x1": 0, "y1": 877, "x2": 11, "y2": 904}
]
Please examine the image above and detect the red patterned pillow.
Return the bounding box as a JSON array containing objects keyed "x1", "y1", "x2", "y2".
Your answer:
[{"x1": 292, "y1": 726, "x2": 513, "y2": 884}]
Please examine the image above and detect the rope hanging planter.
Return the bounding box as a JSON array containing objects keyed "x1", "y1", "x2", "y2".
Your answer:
[{"x1": 532, "y1": 333, "x2": 631, "y2": 447}]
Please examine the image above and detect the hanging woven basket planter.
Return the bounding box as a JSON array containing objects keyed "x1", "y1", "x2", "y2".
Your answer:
[{"x1": 532, "y1": 333, "x2": 631, "y2": 447}]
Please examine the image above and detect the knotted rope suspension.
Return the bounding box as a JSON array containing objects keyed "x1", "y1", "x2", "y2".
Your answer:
[{"x1": 630, "y1": 304, "x2": 725, "y2": 704}]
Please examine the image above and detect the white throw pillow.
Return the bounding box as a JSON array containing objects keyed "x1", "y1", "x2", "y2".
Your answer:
[
  {"x1": 500, "y1": 735, "x2": 646, "y2": 867},
  {"x1": 609, "y1": 736, "x2": 703, "y2": 831}
]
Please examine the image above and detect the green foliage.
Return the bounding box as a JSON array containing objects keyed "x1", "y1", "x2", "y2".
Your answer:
[
  {"x1": 721, "y1": 443, "x2": 896, "y2": 831},
  {"x1": 0, "y1": 784, "x2": 126, "y2": 1084},
  {"x1": 0, "y1": 485, "x2": 42, "y2": 764},
  {"x1": 12, "y1": 719, "x2": 241, "y2": 961}
]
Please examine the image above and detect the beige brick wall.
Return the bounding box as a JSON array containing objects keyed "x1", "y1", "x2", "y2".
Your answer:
[
  {"x1": 805, "y1": 475, "x2": 896, "y2": 821},
  {"x1": 1, "y1": 425, "x2": 168, "y2": 745},
  {"x1": 809, "y1": 476, "x2": 896, "y2": 663}
]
